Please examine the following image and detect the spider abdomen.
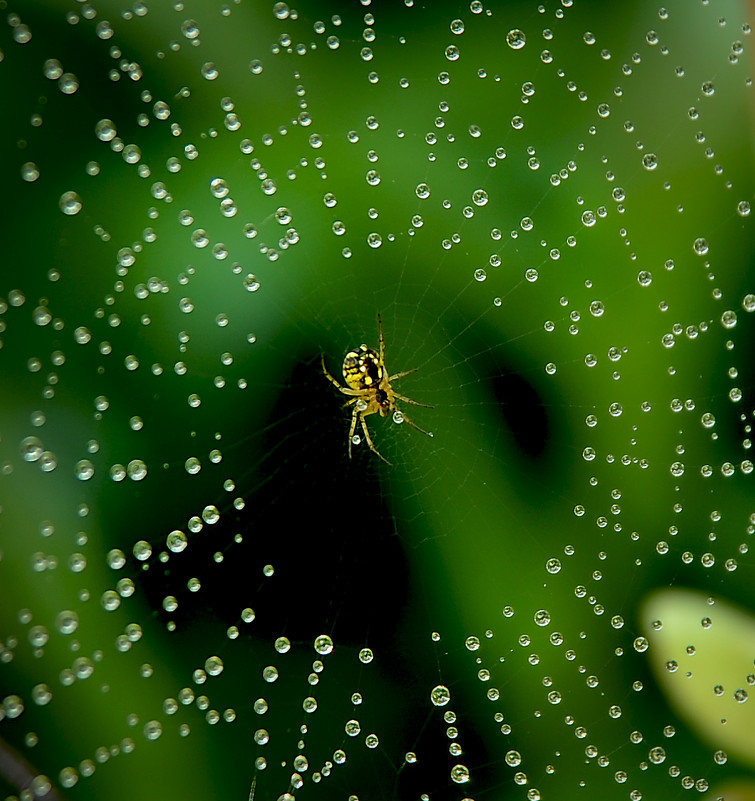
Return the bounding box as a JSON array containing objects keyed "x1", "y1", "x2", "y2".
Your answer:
[{"x1": 343, "y1": 345, "x2": 383, "y2": 391}]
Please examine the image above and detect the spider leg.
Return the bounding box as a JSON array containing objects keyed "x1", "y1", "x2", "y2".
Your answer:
[
  {"x1": 378, "y1": 312, "x2": 385, "y2": 365},
  {"x1": 360, "y1": 414, "x2": 392, "y2": 465},
  {"x1": 392, "y1": 391, "x2": 433, "y2": 409},
  {"x1": 321, "y1": 354, "x2": 344, "y2": 389},
  {"x1": 388, "y1": 368, "x2": 416, "y2": 381},
  {"x1": 347, "y1": 406, "x2": 359, "y2": 460},
  {"x1": 321, "y1": 354, "x2": 362, "y2": 397},
  {"x1": 395, "y1": 409, "x2": 433, "y2": 438}
]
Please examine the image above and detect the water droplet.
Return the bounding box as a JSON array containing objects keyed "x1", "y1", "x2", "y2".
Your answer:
[
  {"x1": 642, "y1": 153, "x2": 658, "y2": 170},
  {"x1": 205, "y1": 656, "x2": 224, "y2": 676},
  {"x1": 95, "y1": 118, "x2": 117, "y2": 141},
  {"x1": 166, "y1": 530, "x2": 187, "y2": 552},
  {"x1": 143, "y1": 720, "x2": 162, "y2": 741},
  {"x1": 637, "y1": 270, "x2": 653, "y2": 286},
  {"x1": 181, "y1": 18, "x2": 200, "y2": 39},
  {"x1": 126, "y1": 459, "x2": 147, "y2": 481},
  {"x1": 20, "y1": 436, "x2": 44, "y2": 462},
  {"x1": 39, "y1": 451, "x2": 57, "y2": 472},
  {"x1": 581, "y1": 210, "x2": 596, "y2": 227},
  {"x1": 430, "y1": 685, "x2": 451, "y2": 706},
  {"x1": 21, "y1": 162, "x2": 39, "y2": 182},
  {"x1": 506, "y1": 29, "x2": 526, "y2": 49},
  {"x1": 43, "y1": 58, "x2": 63, "y2": 80},
  {"x1": 472, "y1": 189, "x2": 488, "y2": 206},
  {"x1": 273, "y1": 2, "x2": 290, "y2": 20},
  {"x1": 506, "y1": 750, "x2": 522, "y2": 767},
  {"x1": 244, "y1": 274, "x2": 261, "y2": 292},
  {"x1": 58, "y1": 73, "x2": 79, "y2": 95},
  {"x1": 74, "y1": 460, "x2": 95, "y2": 481},
  {"x1": 451, "y1": 764, "x2": 470, "y2": 784},
  {"x1": 303, "y1": 696, "x2": 318, "y2": 713},
  {"x1": 59, "y1": 191, "x2": 82, "y2": 216},
  {"x1": 546, "y1": 558, "x2": 562, "y2": 574},
  {"x1": 721, "y1": 310, "x2": 737, "y2": 329},
  {"x1": 534, "y1": 609, "x2": 551, "y2": 626}
]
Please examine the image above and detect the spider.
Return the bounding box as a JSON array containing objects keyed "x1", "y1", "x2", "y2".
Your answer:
[{"x1": 321, "y1": 313, "x2": 433, "y2": 465}]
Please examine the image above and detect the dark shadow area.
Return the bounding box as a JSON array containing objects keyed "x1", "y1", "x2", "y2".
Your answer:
[{"x1": 137, "y1": 355, "x2": 412, "y2": 652}]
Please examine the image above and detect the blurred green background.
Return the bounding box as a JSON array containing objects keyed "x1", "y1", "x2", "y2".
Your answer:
[{"x1": 1, "y1": 1, "x2": 755, "y2": 799}]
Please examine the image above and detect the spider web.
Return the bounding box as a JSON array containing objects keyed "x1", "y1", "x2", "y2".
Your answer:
[{"x1": 1, "y1": 1, "x2": 754, "y2": 800}]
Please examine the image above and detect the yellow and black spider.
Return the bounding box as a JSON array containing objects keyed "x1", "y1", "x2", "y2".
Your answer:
[{"x1": 321, "y1": 314, "x2": 433, "y2": 465}]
